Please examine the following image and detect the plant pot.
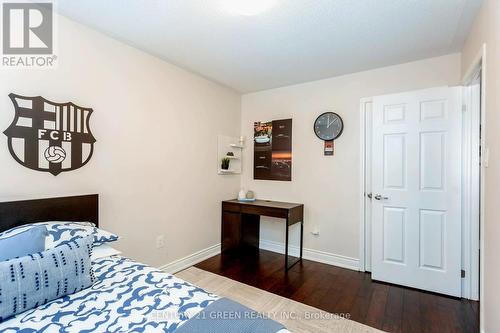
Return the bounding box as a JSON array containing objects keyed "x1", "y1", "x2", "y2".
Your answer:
[{"x1": 221, "y1": 159, "x2": 230, "y2": 170}]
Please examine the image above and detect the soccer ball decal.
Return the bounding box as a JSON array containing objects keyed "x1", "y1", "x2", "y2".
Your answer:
[{"x1": 44, "y1": 146, "x2": 66, "y2": 163}]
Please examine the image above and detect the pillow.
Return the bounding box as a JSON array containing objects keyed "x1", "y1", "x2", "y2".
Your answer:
[
  {"x1": 0, "y1": 222, "x2": 118, "y2": 248},
  {"x1": 0, "y1": 225, "x2": 47, "y2": 261},
  {"x1": 0, "y1": 235, "x2": 94, "y2": 321},
  {"x1": 91, "y1": 244, "x2": 122, "y2": 261}
]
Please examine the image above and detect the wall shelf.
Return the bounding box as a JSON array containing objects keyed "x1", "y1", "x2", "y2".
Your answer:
[
  {"x1": 218, "y1": 135, "x2": 243, "y2": 175},
  {"x1": 218, "y1": 169, "x2": 237, "y2": 174}
]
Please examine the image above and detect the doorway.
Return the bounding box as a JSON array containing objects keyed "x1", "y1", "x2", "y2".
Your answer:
[{"x1": 359, "y1": 84, "x2": 482, "y2": 299}]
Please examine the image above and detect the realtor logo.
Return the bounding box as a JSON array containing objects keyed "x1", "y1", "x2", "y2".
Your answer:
[
  {"x1": 2, "y1": 2, "x2": 57, "y2": 67},
  {"x1": 3, "y1": 94, "x2": 96, "y2": 175}
]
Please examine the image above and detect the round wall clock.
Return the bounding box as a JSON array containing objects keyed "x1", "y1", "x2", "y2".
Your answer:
[{"x1": 313, "y1": 112, "x2": 344, "y2": 141}]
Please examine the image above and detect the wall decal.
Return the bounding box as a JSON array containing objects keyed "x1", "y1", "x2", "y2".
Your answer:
[
  {"x1": 324, "y1": 140, "x2": 334, "y2": 156},
  {"x1": 3, "y1": 93, "x2": 96, "y2": 176},
  {"x1": 253, "y1": 118, "x2": 292, "y2": 181}
]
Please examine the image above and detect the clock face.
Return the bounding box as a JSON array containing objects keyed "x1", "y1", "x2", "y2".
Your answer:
[{"x1": 314, "y1": 112, "x2": 343, "y2": 141}]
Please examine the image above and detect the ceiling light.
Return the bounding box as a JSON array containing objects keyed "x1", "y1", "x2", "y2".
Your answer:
[{"x1": 221, "y1": 0, "x2": 279, "y2": 16}]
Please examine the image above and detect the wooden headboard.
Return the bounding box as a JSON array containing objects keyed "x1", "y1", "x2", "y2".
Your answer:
[{"x1": 0, "y1": 194, "x2": 98, "y2": 233}]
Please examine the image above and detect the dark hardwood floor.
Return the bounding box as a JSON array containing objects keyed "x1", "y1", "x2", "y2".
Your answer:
[{"x1": 195, "y1": 249, "x2": 479, "y2": 333}]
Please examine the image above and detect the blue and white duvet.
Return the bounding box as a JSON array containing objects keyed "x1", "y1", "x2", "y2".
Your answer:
[{"x1": 0, "y1": 255, "x2": 219, "y2": 332}]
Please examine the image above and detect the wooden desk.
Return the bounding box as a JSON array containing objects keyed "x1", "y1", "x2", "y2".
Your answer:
[{"x1": 221, "y1": 199, "x2": 304, "y2": 270}]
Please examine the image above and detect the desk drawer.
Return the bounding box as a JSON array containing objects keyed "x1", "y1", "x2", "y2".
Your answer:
[
  {"x1": 222, "y1": 202, "x2": 241, "y2": 213},
  {"x1": 240, "y1": 204, "x2": 288, "y2": 218}
]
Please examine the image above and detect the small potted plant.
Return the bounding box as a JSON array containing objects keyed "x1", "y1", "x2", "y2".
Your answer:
[{"x1": 221, "y1": 157, "x2": 230, "y2": 170}]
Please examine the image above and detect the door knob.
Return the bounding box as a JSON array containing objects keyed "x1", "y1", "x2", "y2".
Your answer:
[{"x1": 374, "y1": 194, "x2": 389, "y2": 201}]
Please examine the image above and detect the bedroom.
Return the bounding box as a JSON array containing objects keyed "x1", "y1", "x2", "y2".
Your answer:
[{"x1": 0, "y1": 0, "x2": 498, "y2": 332}]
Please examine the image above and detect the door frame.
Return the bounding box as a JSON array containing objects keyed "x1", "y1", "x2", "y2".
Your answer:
[
  {"x1": 358, "y1": 81, "x2": 483, "y2": 300},
  {"x1": 461, "y1": 44, "x2": 486, "y2": 327},
  {"x1": 461, "y1": 69, "x2": 481, "y2": 301},
  {"x1": 359, "y1": 98, "x2": 373, "y2": 273}
]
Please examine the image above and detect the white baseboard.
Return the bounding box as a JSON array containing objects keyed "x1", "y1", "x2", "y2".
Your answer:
[
  {"x1": 259, "y1": 239, "x2": 359, "y2": 271},
  {"x1": 160, "y1": 243, "x2": 221, "y2": 274},
  {"x1": 159, "y1": 240, "x2": 359, "y2": 274}
]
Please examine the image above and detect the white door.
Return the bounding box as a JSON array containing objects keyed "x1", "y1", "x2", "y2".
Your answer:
[{"x1": 371, "y1": 87, "x2": 462, "y2": 297}]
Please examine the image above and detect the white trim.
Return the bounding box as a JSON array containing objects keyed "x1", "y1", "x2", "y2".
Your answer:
[
  {"x1": 259, "y1": 239, "x2": 359, "y2": 271},
  {"x1": 479, "y1": 53, "x2": 486, "y2": 333},
  {"x1": 461, "y1": 71, "x2": 481, "y2": 301},
  {"x1": 462, "y1": 44, "x2": 486, "y2": 84},
  {"x1": 462, "y1": 43, "x2": 486, "y2": 331},
  {"x1": 359, "y1": 98, "x2": 366, "y2": 272},
  {"x1": 359, "y1": 98, "x2": 372, "y2": 272},
  {"x1": 159, "y1": 243, "x2": 221, "y2": 274}
]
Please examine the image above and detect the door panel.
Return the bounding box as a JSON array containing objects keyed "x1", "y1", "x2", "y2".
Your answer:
[
  {"x1": 419, "y1": 209, "x2": 445, "y2": 270},
  {"x1": 383, "y1": 207, "x2": 406, "y2": 263},
  {"x1": 371, "y1": 87, "x2": 462, "y2": 297},
  {"x1": 420, "y1": 100, "x2": 447, "y2": 120},
  {"x1": 383, "y1": 134, "x2": 407, "y2": 189},
  {"x1": 383, "y1": 104, "x2": 406, "y2": 123},
  {"x1": 420, "y1": 131, "x2": 446, "y2": 190}
]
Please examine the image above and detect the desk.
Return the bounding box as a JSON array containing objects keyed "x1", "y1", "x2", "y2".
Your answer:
[{"x1": 221, "y1": 199, "x2": 304, "y2": 270}]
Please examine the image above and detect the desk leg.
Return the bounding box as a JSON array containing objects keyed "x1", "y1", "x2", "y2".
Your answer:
[
  {"x1": 285, "y1": 219, "x2": 303, "y2": 271},
  {"x1": 300, "y1": 221, "x2": 303, "y2": 260},
  {"x1": 285, "y1": 218, "x2": 289, "y2": 269}
]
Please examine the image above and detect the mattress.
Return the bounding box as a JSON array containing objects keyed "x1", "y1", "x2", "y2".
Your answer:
[{"x1": 0, "y1": 255, "x2": 287, "y2": 332}]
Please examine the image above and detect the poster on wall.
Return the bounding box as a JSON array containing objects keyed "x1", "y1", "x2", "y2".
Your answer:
[
  {"x1": 253, "y1": 118, "x2": 292, "y2": 181},
  {"x1": 3, "y1": 93, "x2": 96, "y2": 176}
]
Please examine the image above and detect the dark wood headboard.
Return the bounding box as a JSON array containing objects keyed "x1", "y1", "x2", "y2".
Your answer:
[{"x1": 0, "y1": 194, "x2": 98, "y2": 233}]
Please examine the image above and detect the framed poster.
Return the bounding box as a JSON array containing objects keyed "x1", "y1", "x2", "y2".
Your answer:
[{"x1": 254, "y1": 118, "x2": 292, "y2": 181}]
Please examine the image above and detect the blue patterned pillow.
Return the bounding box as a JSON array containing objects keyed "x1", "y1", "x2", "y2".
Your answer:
[
  {"x1": 0, "y1": 235, "x2": 95, "y2": 321},
  {"x1": 0, "y1": 222, "x2": 118, "y2": 248}
]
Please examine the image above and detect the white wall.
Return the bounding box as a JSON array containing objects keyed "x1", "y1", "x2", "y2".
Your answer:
[
  {"x1": 461, "y1": 0, "x2": 500, "y2": 331},
  {"x1": 0, "y1": 15, "x2": 241, "y2": 267},
  {"x1": 240, "y1": 54, "x2": 461, "y2": 264}
]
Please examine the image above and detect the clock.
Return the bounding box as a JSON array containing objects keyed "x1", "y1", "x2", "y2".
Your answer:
[{"x1": 314, "y1": 112, "x2": 344, "y2": 141}]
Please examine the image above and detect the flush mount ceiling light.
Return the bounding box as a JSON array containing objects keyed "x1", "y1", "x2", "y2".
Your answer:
[{"x1": 220, "y1": 0, "x2": 279, "y2": 16}]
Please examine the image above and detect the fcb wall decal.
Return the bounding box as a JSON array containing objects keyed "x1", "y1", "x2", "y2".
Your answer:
[{"x1": 3, "y1": 93, "x2": 96, "y2": 176}]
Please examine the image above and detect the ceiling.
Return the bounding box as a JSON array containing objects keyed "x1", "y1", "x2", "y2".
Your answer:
[{"x1": 57, "y1": 0, "x2": 483, "y2": 93}]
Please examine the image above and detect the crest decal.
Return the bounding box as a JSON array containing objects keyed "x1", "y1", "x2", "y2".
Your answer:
[{"x1": 4, "y1": 93, "x2": 96, "y2": 176}]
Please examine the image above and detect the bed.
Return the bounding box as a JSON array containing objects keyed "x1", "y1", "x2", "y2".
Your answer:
[{"x1": 0, "y1": 195, "x2": 289, "y2": 332}]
